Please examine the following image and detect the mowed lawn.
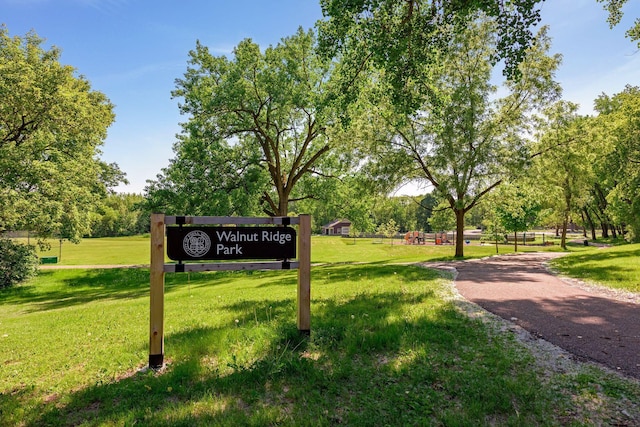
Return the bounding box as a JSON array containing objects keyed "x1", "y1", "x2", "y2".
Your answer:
[
  {"x1": 31, "y1": 234, "x2": 566, "y2": 266},
  {"x1": 33, "y1": 235, "x2": 151, "y2": 265},
  {"x1": 550, "y1": 243, "x2": 640, "y2": 292},
  {"x1": 1, "y1": 236, "x2": 639, "y2": 425}
]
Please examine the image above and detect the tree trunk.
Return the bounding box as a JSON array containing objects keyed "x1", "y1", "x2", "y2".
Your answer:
[
  {"x1": 561, "y1": 216, "x2": 568, "y2": 250},
  {"x1": 562, "y1": 177, "x2": 571, "y2": 249},
  {"x1": 455, "y1": 209, "x2": 465, "y2": 258},
  {"x1": 584, "y1": 208, "x2": 597, "y2": 240},
  {"x1": 513, "y1": 231, "x2": 518, "y2": 252},
  {"x1": 276, "y1": 185, "x2": 290, "y2": 216},
  {"x1": 592, "y1": 184, "x2": 613, "y2": 239}
]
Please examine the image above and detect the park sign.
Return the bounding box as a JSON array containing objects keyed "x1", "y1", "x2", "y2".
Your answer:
[
  {"x1": 150, "y1": 215, "x2": 311, "y2": 370},
  {"x1": 167, "y1": 226, "x2": 296, "y2": 261}
]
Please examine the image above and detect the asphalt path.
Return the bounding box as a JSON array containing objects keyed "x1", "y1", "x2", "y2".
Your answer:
[{"x1": 435, "y1": 253, "x2": 640, "y2": 379}]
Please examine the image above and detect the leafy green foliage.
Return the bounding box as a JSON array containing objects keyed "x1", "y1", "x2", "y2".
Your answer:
[
  {"x1": 416, "y1": 193, "x2": 437, "y2": 232},
  {"x1": 165, "y1": 28, "x2": 339, "y2": 216},
  {"x1": 597, "y1": 0, "x2": 640, "y2": 47},
  {"x1": 90, "y1": 193, "x2": 149, "y2": 237},
  {"x1": 532, "y1": 102, "x2": 594, "y2": 248},
  {"x1": 287, "y1": 173, "x2": 374, "y2": 234},
  {"x1": 376, "y1": 218, "x2": 399, "y2": 240},
  {"x1": 593, "y1": 86, "x2": 640, "y2": 241},
  {"x1": 318, "y1": 0, "x2": 544, "y2": 113},
  {"x1": 144, "y1": 135, "x2": 267, "y2": 217},
  {"x1": 494, "y1": 183, "x2": 542, "y2": 251},
  {"x1": 0, "y1": 26, "x2": 124, "y2": 240},
  {"x1": 428, "y1": 201, "x2": 456, "y2": 233},
  {"x1": 0, "y1": 238, "x2": 38, "y2": 288},
  {"x1": 352, "y1": 20, "x2": 560, "y2": 257}
]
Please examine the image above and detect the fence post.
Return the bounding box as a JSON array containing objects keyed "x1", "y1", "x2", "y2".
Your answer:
[
  {"x1": 297, "y1": 214, "x2": 311, "y2": 334},
  {"x1": 149, "y1": 213, "x2": 165, "y2": 369}
]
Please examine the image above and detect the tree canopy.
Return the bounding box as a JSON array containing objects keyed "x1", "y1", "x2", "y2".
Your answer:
[
  {"x1": 160, "y1": 28, "x2": 339, "y2": 217},
  {"x1": 352, "y1": 19, "x2": 560, "y2": 257},
  {"x1": 597, "y1": 0, "x2": 640, "y2": 47},
  {"x1": 592, "y1": 86, "x2": 640, "y2": 241},
  {"x1": 318, "y1": 0, "x2": 544, "y2": 113},
  {"x1": 0, "y1": 26, "x2": 124, "y2": 241}
]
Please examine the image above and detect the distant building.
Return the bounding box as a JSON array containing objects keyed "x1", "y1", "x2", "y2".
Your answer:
[{"x1": 322, "y1": 219, "x2": 351, "y2": 236}]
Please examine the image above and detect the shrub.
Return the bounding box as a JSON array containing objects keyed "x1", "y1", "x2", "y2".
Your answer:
[{"x1": 0, "y1": 238, "x2": 38, "y2": 289}]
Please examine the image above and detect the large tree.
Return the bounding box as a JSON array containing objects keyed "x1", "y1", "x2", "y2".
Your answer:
[
  {"x1": 144, "y1": 134, "x2": 268, "y2": 217},
  {"x1": 319, "y1": 1, "x2": 639, "y2": 112},
  {"x1": 166, "y1": 28, "x2": 338, "y2": 217},
  {"x1": 318, "y1": 0, "x2": 545, "y2": 113},
  {"x1": 0, "y1": 27, "x2": 123, "y2": 241},
  {"x1": 354, "y1": 20, "x2": 561, "y2": 257},
  {"x1": 532, "y1": 102, "x2": 594, "y2": 249},
  {"x1": 592, "y1": 86, "x2": 640, "y2": 241}
]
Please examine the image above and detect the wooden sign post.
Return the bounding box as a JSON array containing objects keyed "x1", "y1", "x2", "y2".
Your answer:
[
  {"x1": 297, "y1": 214, "x2": 311, "y2": 334},
  {"x1": 149, "y1": 214, "x2": 311, "y2": 369},
  {"x1": 149, "y1": 213, "x2": 166, "y2": 369}
]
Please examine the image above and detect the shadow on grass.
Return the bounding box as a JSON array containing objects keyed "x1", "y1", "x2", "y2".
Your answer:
[
  {"x1": 554, "y1": 247, "x2": 640, "y2": 264},
  {"x1": 0, "y1": 269, "x2": 150, "y2": 312},
  {"x1": 23, "y1": 267, "x2": 554, "y2": 426},
  {"x1": 0, "y1": 269, "x2": 232, "y2": 313},
  {"x1": 551, "y1": 247, "x2": 640, "y2": 290},
  {"x1": 247, "y1": 261, "x2": 441, "y2": 289}
]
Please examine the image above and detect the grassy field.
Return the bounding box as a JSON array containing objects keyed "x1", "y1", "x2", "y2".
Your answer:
[
  {"x1": 29, "y1": 234, "x2": 565, "y2": 266},
  {"x1": 1, "y1": 236, "x2": 639, "y2": 425},
  {"x1": 550, "y1": 243, "x2": 640, "y2": 292},
  {"x1": 33, "y1": 235, "x2": 151, "y2": 265}
]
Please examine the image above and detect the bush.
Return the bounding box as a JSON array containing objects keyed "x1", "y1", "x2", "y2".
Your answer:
[{"x1": 0, "y1": 239, "x2": 38, "y2": 289}]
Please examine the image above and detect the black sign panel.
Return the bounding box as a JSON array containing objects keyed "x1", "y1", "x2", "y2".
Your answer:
[{"x1": 166, "y1": 226, "x2": 296, "y2": 261}]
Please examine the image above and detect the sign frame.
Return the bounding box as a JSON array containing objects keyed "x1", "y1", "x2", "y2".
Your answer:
[
  {"x1": 149, "y1": 214, "x2": 311, "y2": 369},
  {"x1": 166, "y1": 225, "x2": 296, "y2": 261}
]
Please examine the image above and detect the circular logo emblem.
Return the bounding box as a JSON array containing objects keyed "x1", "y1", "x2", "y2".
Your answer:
[{"x1": 183, "y1": 230, "x2": 211, "y2": 258}]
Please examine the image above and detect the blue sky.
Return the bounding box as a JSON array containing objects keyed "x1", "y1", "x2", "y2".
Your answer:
[{"x1": 2, "y1": 0, "x2": 639, "y2": 194}]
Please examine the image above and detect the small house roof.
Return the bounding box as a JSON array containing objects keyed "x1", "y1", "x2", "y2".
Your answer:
[{"x1": 322, "y1": 219, "x2": 351, "y2": 228}]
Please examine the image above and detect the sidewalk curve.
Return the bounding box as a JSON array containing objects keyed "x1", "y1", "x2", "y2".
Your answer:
[{"x1": 428, "y1": 253, "x2": 640, "y2": 379}]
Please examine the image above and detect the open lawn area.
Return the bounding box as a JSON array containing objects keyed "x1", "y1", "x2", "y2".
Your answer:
[
  {"x1": 30, "y1": 234, "x2": 566, "y2": 266},
  {"x1": 550, "y1": 243, "x2": 640, "y2": 293},
  {"x1": 1, "y1": 237, "x2": 639, "y2": 425},
  {"x1": 32, "y1": 236, "x2": 151, "y2": 266}
]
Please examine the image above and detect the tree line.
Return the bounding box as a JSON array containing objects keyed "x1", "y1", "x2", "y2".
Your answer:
[
  {"x1": 144, "y1": 6, "x2": 639, "y2": 257},
  {"x1": 1, "y1": 1, "x2": 639, "y2": 281}
]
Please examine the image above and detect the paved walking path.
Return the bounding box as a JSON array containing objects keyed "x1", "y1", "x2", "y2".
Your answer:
[{"x1": 429, "y1": 253, "x2": 640, "y2": 379}]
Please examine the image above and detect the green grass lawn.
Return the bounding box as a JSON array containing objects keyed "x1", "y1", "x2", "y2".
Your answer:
[
  {"x1": 32, "y1": 235, "x2": 151, "y2": 265},
  {"x1": 550, "y1": 243, "x2": 640, "y2": 292},
  {"x1": 311, "y1": 235, "x2": 564, "y2": 263},
  {"x1": 28, "y1": 234, "x2": 563, "y2": 266},
  {"x1": 4, "y1": 265, "x2": 639, "y2": 425},
  {"x1": 2, "y1": 236, "x2": 639, "y2": 425}
]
